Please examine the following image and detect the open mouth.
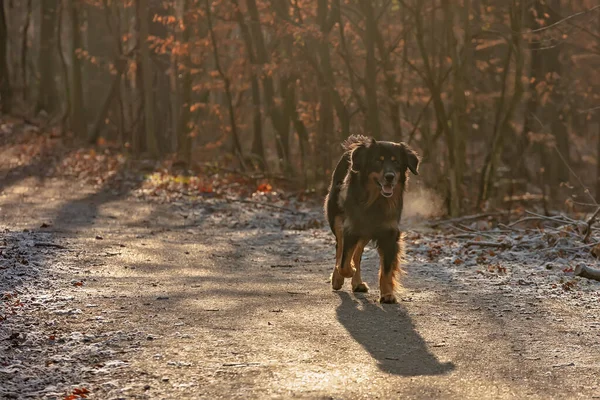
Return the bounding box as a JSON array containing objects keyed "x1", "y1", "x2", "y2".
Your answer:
[{"x1": 378, "y1": 182, "x2": 394, "y2": 198}]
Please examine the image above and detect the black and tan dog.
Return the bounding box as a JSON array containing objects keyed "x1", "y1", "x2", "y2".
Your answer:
[{"x1": 324, "y1": 135, "x2": 419, "y2": 303}]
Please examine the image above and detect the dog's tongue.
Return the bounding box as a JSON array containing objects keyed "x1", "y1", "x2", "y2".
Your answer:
[{"x1": 381, "y1": 184, "x2": 394, "y2": 197}]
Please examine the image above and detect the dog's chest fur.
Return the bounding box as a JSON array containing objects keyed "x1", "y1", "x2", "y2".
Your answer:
[{"x1": 339, "y1": 174, "x2": 404, "y2": 236}]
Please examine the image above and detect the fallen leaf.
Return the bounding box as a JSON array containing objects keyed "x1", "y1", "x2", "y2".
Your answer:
[{"x1": 257, "y1": 183, "x2": 272, "y2": 193}]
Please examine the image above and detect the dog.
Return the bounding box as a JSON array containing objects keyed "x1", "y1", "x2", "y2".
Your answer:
[{"x1": 324, "y1": 135, "x2": 419, "y2": 303}]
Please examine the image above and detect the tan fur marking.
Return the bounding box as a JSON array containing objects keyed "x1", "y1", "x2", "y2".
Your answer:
[
  {"x1": 377, "y1": 237, "x2": 404, "y2": 303},
  {"x1": 366, "y1": 171, "x2": 383, "y2": 207},
  {"x1": 351, "y1": 239, "x2": 369, "y2": 291},
  {"x1": 378, "y1": 248, "x2": 398, "y2": 296},
  {"x1": 337, "y1": 184, "x2": 348, "y2": 209},
  {"x1": 338, "y1": 241, "x2": 357, "y2": 278}
]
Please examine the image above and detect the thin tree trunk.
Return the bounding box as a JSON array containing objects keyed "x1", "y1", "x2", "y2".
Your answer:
[
  {"x1": 315, "y1": 0, "x2": 347, "y2": 179},
  {"x1": 232, "y1": 0, "x2": 264, "y2": 170},
  {"x1": 88, "y1": 57, "x2": 128, "y2": 144},
  {"x1": 413, "y1": 2, "x2": 461, "y2": 216},
  {"x1": 205, "y1": 0, "x2": 245, "y2": 170},
  {"x1": 596, "y1": 115, "x2": 600, "y2": 202},
  {"x1": 20, "y1": 0, "x2": 32, "y2": 101},
  {"x1": 597, "y1": 10, "x2": 600, "y2": 203},
  {"x1": 37, "y1": 0, "x2": 59, "y2": 114},
  {"x1": 0, "y1": 0, "x2": 11, "y2": 113},
  {"x1": 68, "y1": 0, "x2": 85, "y2": 137},
  {"x1": 246, "y1": 0, "x2": 289, "y2": 172},
  {"x1": 149, "y1": 0, "x2": 171, "y2": 152},
  {"x1": 361, "y1": 1, "x2": 381, "y2": 138},
  {"x1": 477, "y1": 2, "x2": 524, "y2": 206},
  {"x1": 373, "y1": 6, "x2": 402, "y2": 141},
  {"x1": 56, "y1": 0, "x2": 70, "y2": 129},
  {"x1": 176, "y1": 0, "x2": 193, "y2": 164},
  {"x1": 334, "y1": 0, "x2": 365, "y2": 115},
  {"x1": 137, "y1": 0, "x2": 158, "y2": 156}
]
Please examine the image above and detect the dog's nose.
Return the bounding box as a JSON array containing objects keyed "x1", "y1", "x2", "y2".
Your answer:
[{"x1": 384, "y1": 173, "x2": 395, "y2": 182}]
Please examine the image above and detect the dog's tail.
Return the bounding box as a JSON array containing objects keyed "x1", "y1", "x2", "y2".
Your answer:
[{"x1": 342, "y1": 134, "x2": 372, "y2": 152}]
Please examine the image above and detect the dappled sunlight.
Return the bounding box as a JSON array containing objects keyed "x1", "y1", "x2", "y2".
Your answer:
[{"x1": 2, "y1": 0, "x2": 600, "y2": 397}]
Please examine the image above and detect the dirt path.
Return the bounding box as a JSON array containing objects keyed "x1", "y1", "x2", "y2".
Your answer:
[{"x1": 2, "y1": 174, "x2": 600, "y2": 399}]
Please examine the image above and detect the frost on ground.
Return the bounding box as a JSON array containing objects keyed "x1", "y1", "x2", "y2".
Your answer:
[
  {"x1": 2, "y1": 130, "x2": 600, "y2": 398},
  {"x1": 0, "y1": 229, "x2": 143, "y2": 399},
  {"x1": 2, "y1": 187, "x2": 600, "y2": 398}
]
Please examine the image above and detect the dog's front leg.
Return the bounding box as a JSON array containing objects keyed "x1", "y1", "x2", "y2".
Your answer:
[
  {"x1": 331, "y1": 216, "x2": 345, "y2": 290},
  {"x1": 351, "y1": 239, "x2": 369, "y2": 292},
  {"x1": 337, "y1": 232, "x2": 358, "y2": 278},
  {"x1": 377, "y1": 232, "x2": 401, "y2": 303}
]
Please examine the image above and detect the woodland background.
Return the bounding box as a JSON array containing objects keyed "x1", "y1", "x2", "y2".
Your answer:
[{"x1": 0, "y1": 0, "x2": 599, "y2": 216}]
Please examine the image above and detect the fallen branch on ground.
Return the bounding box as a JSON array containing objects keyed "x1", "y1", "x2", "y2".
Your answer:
[
  {"x1": 465, "y1": 241, "x2": 511, "y2": 248},
  {"x1": 574, "y1": 265, "x2": 600, "y2": 282},
  {"x1": 583, "y1": 206, "x2": 600, "y2": 243},
  {"x1": 34, "y1": 242, "x2": 66, "y2": 249},
  {"x1": 227, "y1": 198, "x2": 306, "y2": 215},
  {"x1": 508, "y1": 216, "x2": 570, "y2": 228},
  {"x1": 428, "y1": 212, "x2": 505, "y2": 228},
  {"x1": 201, "y1": 163, "x2": 297, "y2": 183}
]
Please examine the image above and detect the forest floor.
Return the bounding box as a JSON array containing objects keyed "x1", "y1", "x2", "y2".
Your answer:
[{"x1": 2, "y1": 120, "x2": 600, "y2": 399}]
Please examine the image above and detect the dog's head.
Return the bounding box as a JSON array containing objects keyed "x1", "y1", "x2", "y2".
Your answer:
[{"x1": 349, "y1": 137, "x2": 419, "y2": 198}]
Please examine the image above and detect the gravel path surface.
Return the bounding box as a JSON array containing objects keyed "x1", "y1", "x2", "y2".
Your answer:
[{"x1": 1, "y1": 175, "x2": 600, "y2": 399}]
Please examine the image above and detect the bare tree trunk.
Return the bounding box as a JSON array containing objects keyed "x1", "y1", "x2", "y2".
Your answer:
[
  {"x1": 68, "y1": 0, "x2": 85, "y2": 137},
  {"x1": 88, "y1": 57, "x2": 128, "y2": 144},
  {"x1": 596, "y1": 113, "x2": 600, "y2": 203},
  {"x1": 0, "y1": 0, "x2": 11, "y2": 113},
  {"x1": 360, "y1": 1, "x2": 381, "y2": 138},
  {"x1": 205, "y1": 0, "x2": 245, "y2": 169},
  {"x1": 597, "y1": 11, "x2": 600, "y2": 203},
  {"x1": 176, "y1": 0, "x2": 193, "y2": 164},
  {"x1": 413, "y1": 2, "x2": 462, "y2": 216},
  {"x1": 56, "y1": 0, "x2": 70, "y2": 130},
  {"x1": 314, "y1": 0, "x2": 345, "y2": 180},
  {"x1": 372, "y1": 3, "x2": 402, "y2": 140},
  {"x1": 149, "y1": 0, "x2": 171, "y2": 153},
  {"x1": 246, "y1": 0, "x2": 289, "y2": 172},
  {"x1": 137, "y1": 0, "x2": 159, "y2": 156},
  {"x1": 335, "y1": 0, "x2": 365, "y2": 117},
  {"x1": 20, "y1": 0, "x2": 32, "y2": 101},
  {"x1": 232, "y1": 0, "x2": 264, "y2": 170},
  {"x1": 478, "y1": 0, "x2": 524, "y2": 206},
  {"x1": 37, "y1": 0, "x2": 59, "y2": 114},
  {"x1": 535, "y1": 0, "x2": 568, "y2": 193}
]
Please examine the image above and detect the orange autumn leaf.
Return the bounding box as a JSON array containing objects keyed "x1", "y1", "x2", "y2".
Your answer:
[{"x1": 257, "y1": 183, "x2": 272, "y2": 193}]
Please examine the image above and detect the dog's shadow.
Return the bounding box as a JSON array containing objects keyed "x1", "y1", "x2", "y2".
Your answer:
[{"x1": 336, "y1": 292, "x2": 454, "y2": 376}]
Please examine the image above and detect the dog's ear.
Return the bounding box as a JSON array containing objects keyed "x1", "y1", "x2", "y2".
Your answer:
[
  {"x1": 350, "y1": 138, "x2": 375, "y2": 173},
  {"x1": 400, "y1": 143, "x2": 420, "y2": 175}
]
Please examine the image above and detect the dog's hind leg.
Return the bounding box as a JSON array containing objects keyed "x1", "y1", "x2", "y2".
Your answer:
[
  {"x1": 331, "y1": 216, "x2": 345, "y2": 290},
  {"x1": 351, "y1": 239, "x2": 369, "y2": 292},
  {"x1": 376, "y1": 231, "x2": 402, "y2": 303}
]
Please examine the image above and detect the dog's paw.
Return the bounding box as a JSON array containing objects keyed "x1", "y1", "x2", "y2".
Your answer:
[
  {"x1": 337, "y1": 266, "x2": 356, "y2": 278},
  {"x1": 379, "y1": 293, "x2": 398, "y2": 304},
  {"x1": 352, "y1": 282, "x2": 369, "y2": 293},
  {"x1": 331, "y1": 273, "x2": 345, "y2": 290}
]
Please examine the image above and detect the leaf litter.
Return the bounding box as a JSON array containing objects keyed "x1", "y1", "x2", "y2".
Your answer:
[{"x1": 2, "y1": 121, "x2": 600, "y2": 397}]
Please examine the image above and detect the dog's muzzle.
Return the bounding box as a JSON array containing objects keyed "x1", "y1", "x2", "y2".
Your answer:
[{"x1": 378, "y1": 173, "x2": 396, "y2": 198}]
